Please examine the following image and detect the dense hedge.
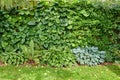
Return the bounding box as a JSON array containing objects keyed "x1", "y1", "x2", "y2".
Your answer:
[{"x1": 0, "y1": 1, "x2": 120, "y2": 57}]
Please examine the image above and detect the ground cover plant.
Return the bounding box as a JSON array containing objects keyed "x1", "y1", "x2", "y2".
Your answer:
[
  {"x1": 39, "y1": 46, "x2": 76, "y2": 67},
  {"x1": 0, "y1": 52, "x2": 27, "y2": 65}
]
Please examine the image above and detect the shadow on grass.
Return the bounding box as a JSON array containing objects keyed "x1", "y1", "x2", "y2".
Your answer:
[{"x1": 107, "y1": 64, "x2": 120, "y2": 76}]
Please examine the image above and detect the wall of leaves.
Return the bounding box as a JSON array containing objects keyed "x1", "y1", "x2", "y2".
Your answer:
[{"x1": 0, "y1": 0, "x2": 120, "y2": 53}]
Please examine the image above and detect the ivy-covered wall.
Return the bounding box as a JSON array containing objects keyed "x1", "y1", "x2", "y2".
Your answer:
[{"x1": 0, "y1": 0, "x2": 120, "y2": 53}]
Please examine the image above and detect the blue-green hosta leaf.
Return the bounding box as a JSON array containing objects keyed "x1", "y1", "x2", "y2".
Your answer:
[
  {"x1": 91, "y1": 46, "x2": 98, "y2": 52},
  {"x1": 94, "y1": 63, "x2": 98, "y2": 65},
  {"x1": 95, "y1": 55, "x2": 100, "y2": 58},
  {"x1": 94, "y1": 58, "x2": 99, "y2": 62},
  {"x1": 100, "y1": 54, "x2": 105, "y2": 58},
  {"x1": 100, "y1": 51, "x2": 106, "y2": 54},
  {"x1": 99, "y1": 59, "x2": 104, "y2": 63},
  {"x1": 80, "y1": 60, "x2": 85, "y2": 64},
  {"x1": 72, "y1": 48, "x2": 78, "y2": 54}
]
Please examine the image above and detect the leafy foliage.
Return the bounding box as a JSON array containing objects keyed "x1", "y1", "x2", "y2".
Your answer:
[
  {"x1": 113, "y1": 49, "x2": 120, "y2": 62},
  {"x1": 0, "y1": 0, "x2": 36, "y2": 10},
  {"x1": 0, "y1": 52, "x2": 27, "y2": 65},
  {"x1": 39, "y1": 47, "x2": 76, "y2": 67},
  {"x1": 106, "y1": 47, "x2": 120, "y2": 63},
  {"x1": 0, "y1": 0, "x2": 120, "y2": 65},
  {"x1": 72, "y1": 46, "x2": 106, "y2": 66},
  {"x1": 0, "y1": 0, "x2": 120, "y2": 51}
]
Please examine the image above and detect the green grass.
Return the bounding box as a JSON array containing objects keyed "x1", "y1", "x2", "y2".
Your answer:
[{"x1": 0, "y1": 64, "x2": 120, "y2": 80}]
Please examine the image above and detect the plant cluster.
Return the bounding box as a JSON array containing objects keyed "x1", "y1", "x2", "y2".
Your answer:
[
  {"x1": 72, "y1": 46, "x2": 105, "y2": 66},
  {"x1": 0, "y1": 0, "x2": 36, "y2": 10},
  {"x1": 0, "y1": 1, "x2": 119, "y2": 52},
  {"x1": 106, "y1": 47, "x2": 120, "y2": 63},
  {"x1": 0, "y1": 52, "x2": 27, "y2": 65},
  {"x1": 39, "y1": 46, "x2": 76, "y2": 67},
  {"x1": 0, "y1": 0, "x2": 120, "y2": 66}
]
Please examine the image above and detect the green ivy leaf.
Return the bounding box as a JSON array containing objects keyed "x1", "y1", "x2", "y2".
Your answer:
[
  {"x1": 67, "y1": 26, "x2": 72, "y2": 29},
  {"x1": 80, "y1": 10, "x2": 89, "y2": 17}
]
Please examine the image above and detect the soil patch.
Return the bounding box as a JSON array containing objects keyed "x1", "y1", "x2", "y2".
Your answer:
[{"x1": 0, "y1": 61, "x2": 4, "y2": 66}]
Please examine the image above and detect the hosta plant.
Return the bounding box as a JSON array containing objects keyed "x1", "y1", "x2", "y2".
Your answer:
[{"x1": 72, "y1": 46, "x2": 106, "y2": 66}]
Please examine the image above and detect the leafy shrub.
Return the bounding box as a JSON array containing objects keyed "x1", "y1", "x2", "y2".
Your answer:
[
  {"x1": 105, "y1": 53, "x2": 114, "y2": 62},
  {"x1": 0, "y1": 0, "x2": 34, "y2": 10},
  {"x1": 104, "y1": 43, "x2": 120, "y2": 62},
  {"x1": 0, "y1": 0, "x2": 120, "y2": 63},
  {"x1": 39, "y1": 46, "x2": 76, "y2": 67},
  {"x1": 72, "y1": 46, "x2": 106, "y2": 66},
  {"x1": 0, "y1": 52, "x2": 27, "y2": 65},
  {"x1": 106, "y1": 47, "x2": 120, "y2": 63},
  {"x1": 113, "y1": 49, "x2": 120, "y2": 63},
  {"x1": 0, "y1": 0, "x2": 120, "y2": 53}
]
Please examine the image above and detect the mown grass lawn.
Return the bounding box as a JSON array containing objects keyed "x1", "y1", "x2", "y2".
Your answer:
[{"x1": 0, "y1": 64, "x2": 120, "y2": 80}]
